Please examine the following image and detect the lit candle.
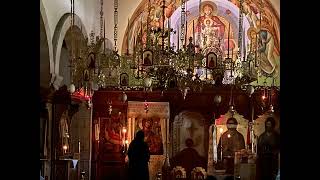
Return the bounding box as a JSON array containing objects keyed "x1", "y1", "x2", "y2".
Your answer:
[
  {"x1": 219, "y1": 128, "x2": 223, "y2": 134},
  {"x1": 125, "y1": 140, "x2": 129, "y2": 151},
  {"x1": 213, "y1": 125, "x2": 218, "y2": 162},
  {"x1": 122, "y1": 127, "x2": 127, "y2": 147},
  {"x1": 219, "y1": 128, "x2": 223, "y2": 161},
  {"x1": 78, "y1": 141, "x2": 80, "y2": 154},
  {"x1": 227, "y1": 134, "x2": 231, "y2": 138},
  {"x1": 119, "y1": 129, "x2": 121, "y2": 144},
  {"x1": 63, "y1": 145, "x2": 68, "y2": 154}
]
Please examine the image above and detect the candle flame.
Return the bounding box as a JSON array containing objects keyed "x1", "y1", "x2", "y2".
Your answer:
[{"x1": 219, "y1": 128, "x2": 223, "y2": 133}]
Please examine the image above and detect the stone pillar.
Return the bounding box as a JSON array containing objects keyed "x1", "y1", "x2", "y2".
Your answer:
[{"x1": 44, "y1": 102, "x2": 52, "y2": 180}]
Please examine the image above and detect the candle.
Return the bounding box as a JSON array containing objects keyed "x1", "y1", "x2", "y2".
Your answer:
[
  {"x1": 78, "y1": 141, "x2": 80, "y2": 154},
  {"x1": 119, "y1": 129, "x2": 121, "y2": 144},
  {"x1": 63, "y1": 145, "x2": 68, "y2": 154},
  {"x1": 251, "y1": 122, "x2": 254, "y2": 153},
  {"x1": 125, "y1": 140, "x2": 129, "y2": 151},
  {"x1": 213, "y1": 125, "x2": 218, "y2": 162},
  {"x1": 219, "y1": 128, "x2": 223, "y2": 161}
]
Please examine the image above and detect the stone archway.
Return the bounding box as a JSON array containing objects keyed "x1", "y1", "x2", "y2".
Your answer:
[
  {"x1": 58, "y1": 26, "x2": 86, "y2": 87},
  {"x1": 40, "y1": 0, "x2": 54, "y2": 86},
  {"x1": 40, "y1": 15, "x2": 52, "y2": 88}
]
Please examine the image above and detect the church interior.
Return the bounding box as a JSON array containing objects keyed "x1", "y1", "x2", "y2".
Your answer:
[{"x1": 40, "y1": 0, "x2": 280, "y2": 179}]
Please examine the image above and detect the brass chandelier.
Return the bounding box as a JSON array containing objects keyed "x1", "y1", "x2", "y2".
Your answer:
[{"x1": 67, "y1": 0, "x2": 279, "y2": 106}]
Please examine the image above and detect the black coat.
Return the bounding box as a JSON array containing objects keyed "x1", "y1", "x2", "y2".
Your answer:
[{"x1": 128, "y1": 139, "x2": 150, "y2": 180}]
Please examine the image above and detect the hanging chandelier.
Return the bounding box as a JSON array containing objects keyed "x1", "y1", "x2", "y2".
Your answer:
[{"x1": 67, "y1": 0, "x2": 279, "y2": 102}]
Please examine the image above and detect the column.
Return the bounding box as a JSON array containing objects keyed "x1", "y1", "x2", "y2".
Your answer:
[
  {"x1": 44, "y1": 102, "x2": 52, "y2": 180},
  {"x1": 127, "y1": 118, "x2": 132, "y2": 143}
]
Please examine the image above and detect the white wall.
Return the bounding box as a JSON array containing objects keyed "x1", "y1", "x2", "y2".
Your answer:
[
  {"x1": 41, "y1": 0, "x2": 100, "y2": 40},
  {"x1": 103, "y1": 0, "x2": 142, "y2": 53}
]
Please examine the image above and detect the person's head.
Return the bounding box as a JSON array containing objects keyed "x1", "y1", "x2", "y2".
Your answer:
[
  {"x1": 259, "y1": 30, "x2": 268, "y2": 40},
  {"x1": 226, "y1": 117, "x2": 238, "y2": 131},
  {"x1": 265, "y1": 117, "x2": 276, "y2": 132},
  {"x1": 142, "y1": 118, "x2": 153, "y2": 129},
  {"x1": 185, "y1": 138, "x2": 194, "y2": 148},
  {"x1": 203, "y1": 5, "x2": 213, "y2": 16},
  {"x1": 135, "y1": 130, "x2": 145, "y2": 141}
]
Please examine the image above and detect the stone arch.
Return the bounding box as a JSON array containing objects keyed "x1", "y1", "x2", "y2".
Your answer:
[
  {"x1": 40, "y1": 15, "x2": 51, "y2": 88},
  {"x1": 52, "y1": 13, "x2": 88, "y2": 76},
  {"x1": 40, "y1": 1, "x2": 54, "y2": 82},
  {"x1": 59, "y1": 26, "x2": 86, "y2": 86}
]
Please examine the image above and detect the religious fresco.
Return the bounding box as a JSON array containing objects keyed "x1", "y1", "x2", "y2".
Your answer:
[
  {"x1": 134, "y1": 116, "x2": 164, "y2": 155},
  {"x1": 123, "y1": 0, "x2": 280, "y2": 86},
  {"x1": 127, "y1": 101, "x2": 170, "y2": 155},
  {"x1": 100, "y1": 112, "x2": 126, "y2": 153},
  {"x1": 172, "y1": 111, "x2": 207, "y2": 157},
  {"x1": 241, "y1": 0, "x2": 280, "y2": 86},
  {"x1": 196, "y1": 3, "x2": 226, "y2": 50}
]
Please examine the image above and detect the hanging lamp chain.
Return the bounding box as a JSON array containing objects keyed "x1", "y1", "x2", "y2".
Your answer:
[
  {"x1": 100, "y1": 0, "x2": 104, "y2": 38},
  {"x1": 114, "y1": 0, "x2": 118, "y2": 51}
]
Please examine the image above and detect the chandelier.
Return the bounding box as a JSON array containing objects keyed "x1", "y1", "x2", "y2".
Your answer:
[{"x1": 67, "y1": 0, "x2": 279, "y2": 105}]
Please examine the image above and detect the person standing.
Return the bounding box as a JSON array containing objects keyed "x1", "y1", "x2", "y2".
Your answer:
[
  {"x1": 217, "y1": 117, "x2": 245, "y2": 174},
  {"x1": 217, "y1": 117, "x2": 245, "y2": 159},
  {"x1": 128, "y1": 130, "x2": 150, "y2": 180}
]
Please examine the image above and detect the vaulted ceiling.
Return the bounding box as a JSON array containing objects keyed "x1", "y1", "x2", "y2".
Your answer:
[{"x1": 103, "y1": 0, "x2": 279, "y2": 54}]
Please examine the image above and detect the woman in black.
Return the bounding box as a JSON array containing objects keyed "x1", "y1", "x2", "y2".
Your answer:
[{"x1": 128, "y1": 130, "x2": 150, "y2": 180}]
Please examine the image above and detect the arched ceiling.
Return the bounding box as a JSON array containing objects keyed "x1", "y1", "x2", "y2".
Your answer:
[
  {"x1": 117, "y1": 0, "x2": 280, "y2": 86},
  {"x1": 41, "y1": 0, "x2": 280, "y2": 87},
  {"x1": 103, "y1": 0, "x2": 279, "y2": 54},
  {"x1": 41, "y1": 0, "x2": 100, "y2": 41},
  {"x1": 41, "y1": 0, "x2": 279, "y2": 55}
]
